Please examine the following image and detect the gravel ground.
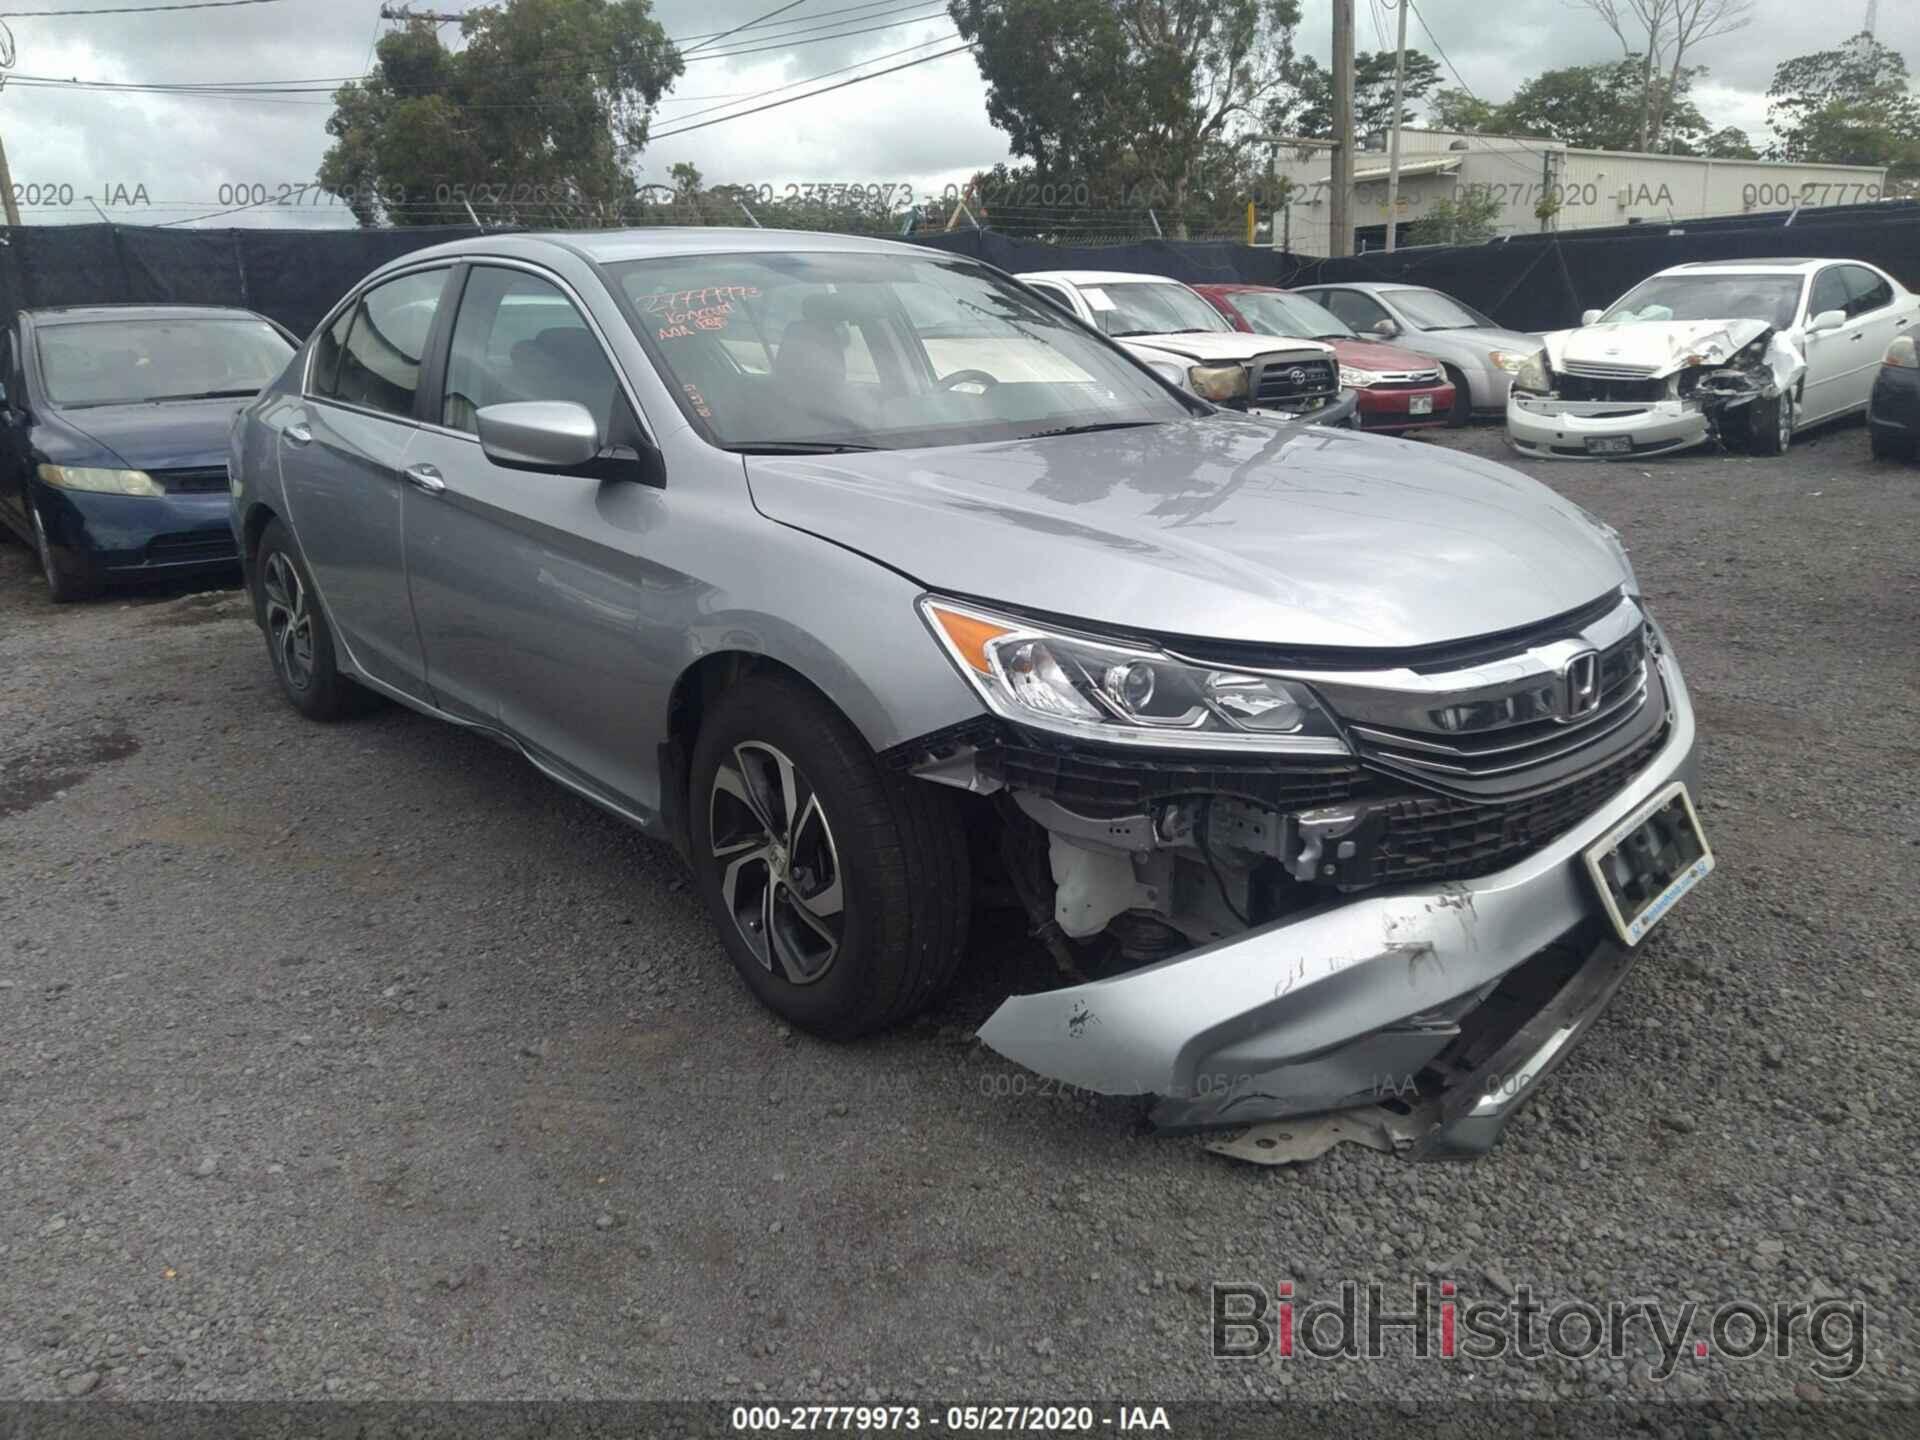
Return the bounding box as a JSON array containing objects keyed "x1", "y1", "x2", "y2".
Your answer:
[{"x1": 1, "y1": 415, "x2": 1916, "y2": 1418}]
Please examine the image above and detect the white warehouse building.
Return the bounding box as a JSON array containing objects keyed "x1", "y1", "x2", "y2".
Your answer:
[{"x1": 1270, "y1": 128, "x2": 1890, "y2": 255}]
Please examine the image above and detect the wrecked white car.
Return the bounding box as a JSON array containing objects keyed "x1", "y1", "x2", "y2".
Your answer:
[{"x1": 1508, "y1": 258, "x2": 1919, "y2": 459}]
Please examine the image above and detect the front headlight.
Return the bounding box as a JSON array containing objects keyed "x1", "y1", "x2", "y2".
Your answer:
[
  {"x1": 1188, "y1": 363, "x2": 1249, "y2": 403},
  {"x1": 37, "y1": 464, "x2": 164, "y2": 496},
  {"x1": 1489, "y1": 349, "x2": 1535, "y2": 373},
  {"x1": 1338, "y1": 364, "x2": 1383, "y2": 388},
  {"x1": 920, "y1": 598, "x2": 1350, "y2": 755},
  {"x1": 1512, "y1": 350, "x2": 1551, "y2": 394}
]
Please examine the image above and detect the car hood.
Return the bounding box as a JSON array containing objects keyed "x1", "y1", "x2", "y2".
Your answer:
[
  {"x1": 743, "y1": 414, "x2": 1627, "y2": 649},
  {"x1": 1413, "y1": 326, "x2": 1539, "y2": 356},
  {"x1": 1543, "y1": 319, "x2": 1773, "y2": 377},
  {"x1": 1329, "y1": 337, "x2": 1443, "y2": 373},
  {"x1": 1119, "y1": 331, "x2": 1334, "y2": 364},
  {"x1": 51, "y1": 396, "x2": 253, "y2": 471}
]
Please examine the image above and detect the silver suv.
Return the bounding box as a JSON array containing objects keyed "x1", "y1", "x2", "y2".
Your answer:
[{"x1": 230, "y1": 230, "x2": 1709, "y2": 1157}]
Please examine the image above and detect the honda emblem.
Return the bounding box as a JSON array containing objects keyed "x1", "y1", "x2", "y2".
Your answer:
[{"x1": 1558, "y1": 650, "x2": 1601, "y2": 720}]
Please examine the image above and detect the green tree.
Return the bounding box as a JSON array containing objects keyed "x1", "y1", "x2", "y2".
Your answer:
[
  {"x1": 1426, "y1": 87, "x2": 1503, "y2": 133},
  {"x1": 1497, "y1": 58, "x2": 1711, "y2": 152},
  {"x1": 1698, "y1": 125, "x2": 1756, "y2": 158},
  {"x1": 320, "y1": 0, "x2": 682, "y2": 228},
  {"x1": 1766, "y1": 33, "x2": 1920, "y2": 176},
  {"x1": 1405, "y1": 187, "x2": 1501, "y2": 246},
  {"x1": 949, "y1": 0, "x2": 1301, "y2": 237},
  {"x1": 1288, "y1": 50, "x2": 1445, "y2": 140}
]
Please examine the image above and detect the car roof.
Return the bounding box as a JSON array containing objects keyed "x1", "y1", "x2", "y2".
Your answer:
[
  {"x1": 1300, "y1": 281, "x2": 1438, "y2": 294},
  {"x1": 1017, "y1": 270, "x2": 1182, "y2": 287},
  {"x1": 24, "y1": 303, "x2": 269, "y2": 325},
  {"x1": 1660, "y1": 258, "x2": 1832, "y2": 274},
  {"x1": 372, "y1": 226, "x2": 939, "y2": 273}
]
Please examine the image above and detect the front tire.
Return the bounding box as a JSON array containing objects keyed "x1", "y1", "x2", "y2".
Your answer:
[
  {"x1": 253, "y1": 518, "x2": 377, "y2": 721},
  {"x1": 1743, "y1": 388, "x2": 1795, "y2": 457},
  {"x1": 1443, "y1": 366, "x2": 1472, "y2": 427},
  {"x1": 689, "y1": 674, "x2": 969, "y2": 1039},
  {"x1": 31, "y1": 503, "x2": 101, "y2": 604}
]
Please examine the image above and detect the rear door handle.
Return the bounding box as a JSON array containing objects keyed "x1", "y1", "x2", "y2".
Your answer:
[
  {"x1": 284, "y1": 422, "x2": 312, "y2": 446},
  {"x1": 403, "y1": 463, "x2": 446, "y2": 496}
]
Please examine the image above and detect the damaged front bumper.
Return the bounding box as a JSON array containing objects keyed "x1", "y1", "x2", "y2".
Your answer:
[
  {"x1": 975, "y1": 649, "x2": 1698, "y2": 1152},
  {"x1": 1506, "y1": 395, "x2": 1710, "y2": 459}
]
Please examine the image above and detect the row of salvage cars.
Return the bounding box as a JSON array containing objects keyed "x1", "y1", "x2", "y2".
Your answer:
[{"x1": 1509, "y1": 257, "x2": 1920, "y2": 460}]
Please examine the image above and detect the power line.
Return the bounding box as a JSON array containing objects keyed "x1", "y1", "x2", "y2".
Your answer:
[
  {"x1": 0, "y1": 0, "x2": 285, "y2": 15},
  {"x1": 649, "y1": 41, "x2": 971, "y2": 139},
  {"x1": 677, "y1": 0, "x2": 810, "y2": 59},
  {"x1": 0, "y1": 2, "x2": 953, "y2": 97}
]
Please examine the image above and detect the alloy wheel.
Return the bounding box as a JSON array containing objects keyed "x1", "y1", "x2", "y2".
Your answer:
[
  {"x1": 261, "y1": 551, "x2": 316, "y2": 692},
  {"x1": 707, "y1": 740, "x2": 845, "y2": 985}
]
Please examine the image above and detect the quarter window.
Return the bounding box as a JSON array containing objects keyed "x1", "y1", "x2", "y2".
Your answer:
[
  {"x1": 331, "y1": 268, "x2": 450, "y2": 418},
  {"x1": 442, "y1": 267, "x2": 625, "y2": 438}
]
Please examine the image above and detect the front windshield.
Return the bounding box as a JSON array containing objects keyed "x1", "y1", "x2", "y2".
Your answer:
[
  {"x1": 1598, "y1": 275, "x2": 1802, "y2": 330},
  {"x1": 1384, "y1": 289, "x2": 1496, "y2": 331},
  {"x1": 608, "y1": 253, "x2": 1198, "y2": 451},
  {"x1": 1223, "y1": 290, "x2": 1354, "y2": 340},
  {"x1": 36, "y1": 318, "x2": 292, "y2": 408},
  {"x1": 1092, "y1": 281, "x2": 1235, "y2": 338}
]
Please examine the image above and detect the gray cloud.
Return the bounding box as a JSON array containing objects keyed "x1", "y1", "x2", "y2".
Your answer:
[{"x1": 0, "y1": 0, "x2": 1904, "y2": 229}]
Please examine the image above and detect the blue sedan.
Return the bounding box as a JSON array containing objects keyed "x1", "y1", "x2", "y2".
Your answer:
[{"x1": 0, "y1": 303, "x2": 297, "y2": 601}]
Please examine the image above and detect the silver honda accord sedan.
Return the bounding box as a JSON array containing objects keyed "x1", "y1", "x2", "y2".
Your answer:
[{"x1": 229, "y1": 229, "x2": 1711, "y2": 1158}]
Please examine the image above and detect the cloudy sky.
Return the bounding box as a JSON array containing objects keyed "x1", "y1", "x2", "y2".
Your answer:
[{"x1": 0, "y1": 0, "x2": 1910, "y2": 229}]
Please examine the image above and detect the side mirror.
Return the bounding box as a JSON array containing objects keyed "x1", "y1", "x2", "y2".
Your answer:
[
  {"x1": 476, "y1": 401, "x2": 601, "y2": 473},
  {"x1": 1371, "y1": 318, "x2": 1401, "y2": 338},
  {"x1": 1808, "y1": 308, "x2": 1847, "y2": 335},
  {"x1": 1581, "y1": 309, "x2": 1604, "y2": 326}
]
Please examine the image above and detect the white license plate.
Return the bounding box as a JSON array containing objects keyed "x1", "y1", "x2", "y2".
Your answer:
[
  {"x1": 1582, "y1": 781, "x2": 1714, "y2": 945},
  {"x1": 1585, "y1": 436, "x2": 1633, "y2": 455},
  {"x1": 1408, "y1": 395, "x2": 1434, "y2": 415}
]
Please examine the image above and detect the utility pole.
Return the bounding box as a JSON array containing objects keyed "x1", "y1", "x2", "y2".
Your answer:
[
  {"x1": 1328, "y1": 0, "x2": 1355, "y2": 257},
  {"x1": 1381, "y1": 0, "x2": 1410, "y2": 253},
  {"x1": 0, "y1": 131, "x2": 19, "y2": 229}
]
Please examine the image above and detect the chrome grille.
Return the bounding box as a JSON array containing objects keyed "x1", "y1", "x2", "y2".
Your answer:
[
  {"x1": 1250, "y1": 355, "x2": 1339, "y2": 410},
  {"x1": 1250, "y1": 595, "x2": 1664, "y2": 801},
  {"x1": 1562, "y1": 359, "x2": 1660, "y2": 381}
]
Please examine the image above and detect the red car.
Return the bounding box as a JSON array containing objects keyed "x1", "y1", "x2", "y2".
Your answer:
[{"x1": 1192, "y1": 283, "x2": 1456, "y2": 434}]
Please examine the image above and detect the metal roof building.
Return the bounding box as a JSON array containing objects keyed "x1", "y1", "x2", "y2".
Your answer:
[{"x1": 1271, "y1": 128, "x2": 1891, "y2": 255}]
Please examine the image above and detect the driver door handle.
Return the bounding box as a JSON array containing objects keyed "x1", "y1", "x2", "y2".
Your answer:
[
  {"x1": 403, "y1": 463, "x2": 446, "y2": 496},
  {"x1": 284, "y1": 422, "x2": 312, "y2": 446}
]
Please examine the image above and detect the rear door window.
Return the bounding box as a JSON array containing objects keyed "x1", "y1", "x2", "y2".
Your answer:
[
  {"x1": 331, "y1": 268, "x2": 451, "y2": 419},
  {"x1": 1841, "y1": 265, "x2": 1894, "y2": 318}
]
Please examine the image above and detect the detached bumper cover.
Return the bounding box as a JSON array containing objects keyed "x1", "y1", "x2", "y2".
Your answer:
[
  {"x1": 976, "y1": 649, "x2": 1698, "y2": 1135},
  {"x1": 1249, "y1": 389, "x2": 1358, "y2": 428},
  {"x1": 1506, "y1": 395, "x2": 1708, "y2": 459}
]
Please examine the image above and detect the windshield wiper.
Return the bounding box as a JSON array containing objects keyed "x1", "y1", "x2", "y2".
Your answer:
[
  {"x1": 1021, "y1": 421, "x2": 1162, "y2": 440},
  {"x1": 146, "y1": 388, "x2": 262, "y2": 402},
  {"x1": 725, "y1": 440, "x2": 883, "y2": 454}
]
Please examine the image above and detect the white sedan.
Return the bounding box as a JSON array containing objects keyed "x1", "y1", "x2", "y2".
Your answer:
[{"x1": 1508, "y1": 258, "x2": 1920, "y2": 459}]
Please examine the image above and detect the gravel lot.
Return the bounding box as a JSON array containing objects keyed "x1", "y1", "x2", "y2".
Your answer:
[{"x1": 1, "y1": 415, "x2": 1916, "y2": 1417}]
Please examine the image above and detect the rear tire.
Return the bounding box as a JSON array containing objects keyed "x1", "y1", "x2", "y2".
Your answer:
[
  {"x1": 31, "y1": 503, "x2": 100, "y2": 604},
  {"x1": 252, "y1": 518, "x2": 379, "y2": 721},
  {"x1": 1870, "y1": 426, "x2": 1917, "y2": 462},
  {"x1": 689, "y1": 673, "x2": 970, "y2": 1039},
  {"x1": 1442, "y1": 366, "x2": 1472, "y2": 427}
]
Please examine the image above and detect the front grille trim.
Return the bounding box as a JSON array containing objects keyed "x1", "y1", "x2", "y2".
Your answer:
[
  {"x1": 150, "y1": 466, "x2": 231, "y2": 495},
  {"x1": 1562, "y1": 359, "x2": 1660, "y2": 380}
]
